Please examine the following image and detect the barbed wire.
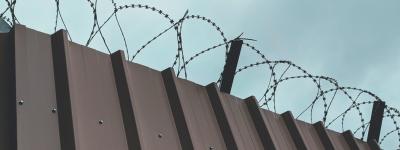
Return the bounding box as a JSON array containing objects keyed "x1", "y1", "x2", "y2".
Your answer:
[
  {"x1": 234, "y1": 43, "x2": 398, "y2": 147},
  {"x1": 54, "y1": 0, "x2": 72, "y2": 41},
  {"x1": 0, "y1": 0, "x2": 398, "y2": 149}
]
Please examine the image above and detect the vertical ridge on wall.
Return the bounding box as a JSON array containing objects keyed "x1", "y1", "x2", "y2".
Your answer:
[
  {"x1": 281, "y1": 111, "x2": 308, "y2": 150},
  {"x1": 110, "y1": 50, "x2": 142, "y2": 150},
  {"x1": 124, "y1": 62, "x2": 182, "y2": 149},
  {"x1": 313, "y1": 121, "x2": 335, "y2": 150},
  {"x1": 343, "y1": 130, "x2": 361, "y2": 150},
  {"x1": 245, "y1": 96, "x2": 276, "y2": 150},
  {"x1": 0, "y1": 25, "x2": 15, "y2": 150},
  {"x1": 207, "y1": 84, "x2": 265, "y2": 149},
  {"x1": 51, "y1": 29, "x2": 76, "y2": 150},
  {"x1": 161, "y1": 68, "x2": 194, "y2": 150},
  {"x1": 206, "y1": 83, "x2": 238, "y2": 150},
  {"x1": 171, "y1": 77, "x2": 228, "y2": 149}
]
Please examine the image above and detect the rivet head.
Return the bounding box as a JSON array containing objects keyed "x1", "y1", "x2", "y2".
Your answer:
[
  {"x1": 157, "y1": 133, "x2": 163, "y2": 138},
  {"x1": 51, "y1": 108, "x2": 57, "y2": 113},
  {"x1": 98, "y1": 120, "x2": 104, "y2": 125},
  {"x1": 18, "y1": 100, "x2": 24, "y2": 105}
]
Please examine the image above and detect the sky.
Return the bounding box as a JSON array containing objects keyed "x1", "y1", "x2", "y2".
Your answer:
[{"x1": 2, "y1": 0, "x2": 400, "y2": 148}]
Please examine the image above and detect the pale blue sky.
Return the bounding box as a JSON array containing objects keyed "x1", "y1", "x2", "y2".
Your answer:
[{"x1": 2, "y1": 0, "x2": 400, "y2": 148}]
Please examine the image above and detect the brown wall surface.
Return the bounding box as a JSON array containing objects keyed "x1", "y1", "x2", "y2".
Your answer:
[{"x1": 0, "y1": 25, "x2": 379, "y2": 150}]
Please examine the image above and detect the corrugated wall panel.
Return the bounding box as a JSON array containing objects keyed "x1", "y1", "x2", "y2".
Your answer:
[
  {"x1": 165, "y1": 73, "x2": 227, "y2": 150},
  {"x1": 14, "y1": 25, "x2": 61, "y2": 150},
  {"x1": 0, "y1": 25, "x2": 377, "y2": 150},
  {"x1": 343, "y1": 130, "x2": 361, "y2": 150},
  {"x1": 281, "y1": 111, "x2": 308, "y2": 149},
  {"x1": 220, "y1": 93, "x2": 265, "y2": 149},
  {"x1": 110, "y1": 51, "x2": 141, "y2": 150},
  {"x1": 261, "y1": 109, "x2": 297, "y2": 149},
  {"x1": 124, "y1": 60, "x2": 182, "y2": 150},
  {"x1": 66, "y1": 42, "x2": 129, "y2": 150},
  {"x1": 206, "y1": 84, "x2": 264, "y2": 150},
  {"x1": 296, "y1": 120, "x2": 325, "y2": 150},
  {"x1": 327, "y1": 129, "x2": 351, "y2": 150},
  {"x1": 245, "y1": 96, "x2": 276, "y2": 149},
  {"x1": 313, "y1": 121, "x2": 335, "y2": 150},
  {"x1": 161, "y1": 69, "x2": 194, "y2": 150}
]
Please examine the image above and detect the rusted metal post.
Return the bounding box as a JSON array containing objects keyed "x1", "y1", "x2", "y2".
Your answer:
[
  {"x1": 220, "y1": 40, "x2": 243, "y2": 93},
  {"x1": 367, "y1": 101, "x2": 386, "y2": 142}
]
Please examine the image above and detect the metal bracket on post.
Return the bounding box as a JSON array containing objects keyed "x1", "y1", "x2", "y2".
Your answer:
[
  {"x1": 367, "y1": 101, "x2": 386, "y2": 142},
  {"x1": 220, "y1": 40, "x2": 243, "y2": 93}
]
